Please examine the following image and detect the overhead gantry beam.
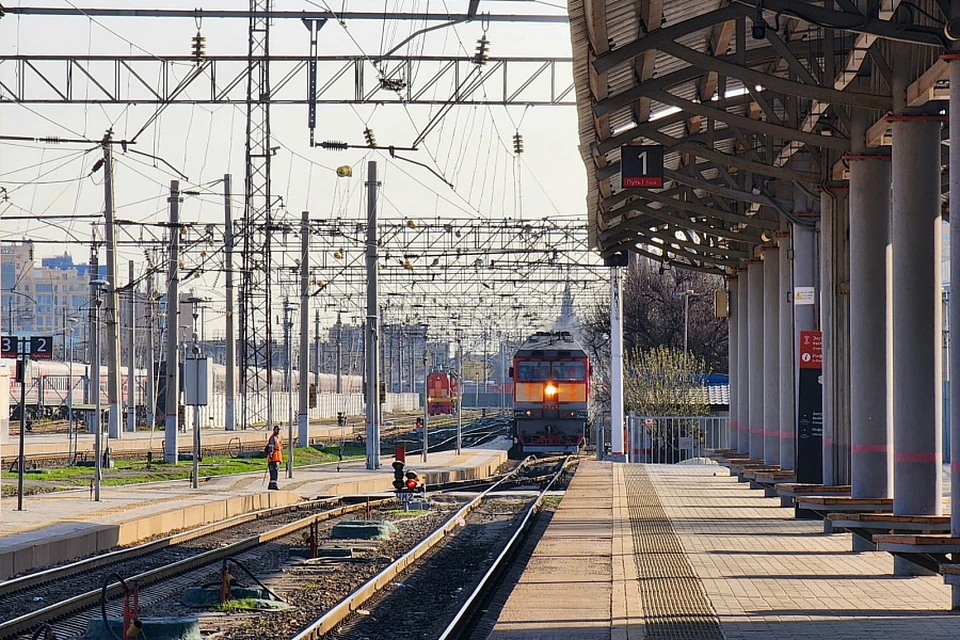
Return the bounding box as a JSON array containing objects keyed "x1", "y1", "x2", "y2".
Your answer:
[{"x1": 0, "y1": 55, "x2": 575, "y2": 106}]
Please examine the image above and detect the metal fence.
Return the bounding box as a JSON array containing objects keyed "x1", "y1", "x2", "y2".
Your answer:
[{"x1": 626, "y1": 415, "x2": 730, "y2": 464}]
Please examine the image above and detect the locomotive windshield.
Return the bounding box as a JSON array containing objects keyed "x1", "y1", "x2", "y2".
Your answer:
[
  {"x1": 516, "y1": 361, "x2": 586, "y2": 381},
  {"x1": 552, "y1": 362, "x2": 585, "y2": 381},
  {"x1": 516, "y1": 361, "x2": 551, "y2": 381}
]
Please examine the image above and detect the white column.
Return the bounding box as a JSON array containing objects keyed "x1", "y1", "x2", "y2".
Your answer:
[{"x1": 610, "y1": 266, "x2": 625, "y2": 457}]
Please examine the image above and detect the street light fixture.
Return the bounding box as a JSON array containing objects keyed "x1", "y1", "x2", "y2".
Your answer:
[{"x1": 90, "y1": 279, "x2": 110, "y2": 502}]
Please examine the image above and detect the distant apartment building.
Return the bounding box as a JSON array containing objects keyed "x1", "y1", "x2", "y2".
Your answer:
[{"x1": 1, "y1": 241, "x2": 101, "y2": 353}]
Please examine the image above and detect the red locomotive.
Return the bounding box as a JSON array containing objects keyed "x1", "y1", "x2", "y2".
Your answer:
[
  {"x1": 426, "y1": 371, "x2": 459, "y2": 415},
  {"x1": 511, "y1": 331, "x2": 589, "y2": 453}
]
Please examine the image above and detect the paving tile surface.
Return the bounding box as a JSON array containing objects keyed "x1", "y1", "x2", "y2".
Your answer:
[{"x1": 650, "y1": 464, "x2": 960, "y2": 639}]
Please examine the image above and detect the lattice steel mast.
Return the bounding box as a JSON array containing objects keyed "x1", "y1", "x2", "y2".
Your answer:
[{"x1": 241, "y1": 0, "x2": 274, "y2": 429}]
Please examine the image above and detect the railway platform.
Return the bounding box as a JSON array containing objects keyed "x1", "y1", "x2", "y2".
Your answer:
[
  {"x1": 0, "y1": 444, "x2": 508, "y2": 580},
  {"x1": 487, "y1": 461, "x2": 960, "y2": 640}
]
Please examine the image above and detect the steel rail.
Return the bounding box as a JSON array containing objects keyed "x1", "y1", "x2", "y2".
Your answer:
[
  {"x1": 0, "y1": 497, "x2": 342, "y2": 598},
  {"x1": 0, "y1": 498, "x2": 393, "y2": 640},
  {"x1": 437, "y1": 457, "x2": 571, "y2": 639},
  {"x1": 289, "y1": 456, "x2": 568, "y2": 640}
]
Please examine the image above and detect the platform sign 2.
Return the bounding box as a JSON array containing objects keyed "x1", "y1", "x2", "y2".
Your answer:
[
  {"x1": 29, "y1": 336, "x2": 54, "y2": 360},
  {"x1": 620, "y1": 145, "x2": 664, "y2": 189},
  {"x1": 796, "y1": 331, "x2": 823, "y2": 484}
]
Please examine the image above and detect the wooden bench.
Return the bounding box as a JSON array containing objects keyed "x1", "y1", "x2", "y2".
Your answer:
[
  {"x1": 794, "y1": 496, "x2": 892, "y2": 532},
  {"x1": 773, "y1": 483, "x2": 851, "y2": 513},
  {"x1": 827, "y1": 513, "x2": 950, "y2": 549},
  {"x1": 875, "y1": 534, "x2": 960, "y2": 574},
  {"x1": 747, "y1": 470, "x2": 796, "y2": 496}
]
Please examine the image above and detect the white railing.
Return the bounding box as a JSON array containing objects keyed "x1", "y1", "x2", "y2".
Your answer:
[{"x1": 626, "y1": 415, "x2": 729, "y2": 464}]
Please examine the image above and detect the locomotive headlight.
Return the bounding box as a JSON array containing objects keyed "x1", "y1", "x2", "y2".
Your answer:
[{"x1": 544, "y1": 383, "x2": 558, "y2": 397}]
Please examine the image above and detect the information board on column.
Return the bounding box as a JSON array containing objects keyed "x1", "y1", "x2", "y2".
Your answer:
[{"x1": 796, "y1": 331, "x2": 823, "y2": 484}]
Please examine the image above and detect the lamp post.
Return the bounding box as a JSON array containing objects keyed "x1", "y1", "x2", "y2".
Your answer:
[
  {"x1": 422, "y1": 349, "x2": 428, "y2": 463},
  {"x1": 677, "y1": 289, "x2": 697, "y2": 357},
  {"x1": 66, "y1": 317, "x2": 79, "y2": 464},
  {"x1": 90, "y1": 279, "x2": 110, "y2": 502},
  {"x1": 283, "y1": 299, "x2": 297, "y2": 479},
  {"x1": 456, "y1": 331, "x2": 463, "y2": 455}
]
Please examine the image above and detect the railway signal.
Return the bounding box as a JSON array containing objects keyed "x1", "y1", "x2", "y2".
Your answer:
[
  {"x1": 392, "y1": 460, "x2": 406, "y2": 491},
  {"x1": 405, "y1": 470, "x2": 419, "y2": 491}
]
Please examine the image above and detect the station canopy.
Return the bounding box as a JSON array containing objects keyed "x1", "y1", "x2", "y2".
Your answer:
[{"x1": 568, "y1": 0, "x2": 949, "y2": 274}]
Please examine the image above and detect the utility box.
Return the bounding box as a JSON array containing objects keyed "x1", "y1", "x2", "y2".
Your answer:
[
  {"x1": 714, "y1": 290, "x2": 729, "y2": 318},
  {"x1": 183, "y1": 357, "x2": 211, "y2": 406}
]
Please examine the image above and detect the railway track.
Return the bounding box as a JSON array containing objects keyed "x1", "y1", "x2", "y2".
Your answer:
[
  {"x1": 2, "y1": 452, "x2": 569, "y2": 640},
  {"x1": 291, "y1": 456, "x2": 573, "y2": 640},
  {"x1": 0, "y1": 497, "x2": 393, "y2": 640}
]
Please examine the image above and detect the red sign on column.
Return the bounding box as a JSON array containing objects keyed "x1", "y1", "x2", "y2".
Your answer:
[{"x1": 799, "y1": 331, "x2": 822, "y2": 369}]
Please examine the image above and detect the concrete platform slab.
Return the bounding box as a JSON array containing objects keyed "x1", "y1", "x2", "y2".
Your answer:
[
  {"x1": 489, "y1": 462, "x2": 960, "y2": 640},
  {"x1": 0, "y1": 445, "x2": 508, "y2": 580}
]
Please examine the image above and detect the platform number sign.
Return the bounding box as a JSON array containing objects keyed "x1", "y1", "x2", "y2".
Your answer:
[
  {"x1": 620, "y1": 144, "x2": 664, "y2": 189},
  {"x1": 29, "y1": 336, "x2": 53, "y2": 360},
  {"x1": 1, "y1": 336, "x2": 16, "y2": 359}
]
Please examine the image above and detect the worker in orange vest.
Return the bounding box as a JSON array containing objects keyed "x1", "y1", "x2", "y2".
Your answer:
[{"x1": 265, "y1": 425, "x2": 282, "y2": 490}]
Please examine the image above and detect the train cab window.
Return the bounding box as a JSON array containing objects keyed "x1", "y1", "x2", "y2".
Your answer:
[
  {"x1": 516, "y1": 361, "x2": 551, "y2": 381},
  {"x1": 552, "y1": 362, "x2": 585, "y2": 381}
]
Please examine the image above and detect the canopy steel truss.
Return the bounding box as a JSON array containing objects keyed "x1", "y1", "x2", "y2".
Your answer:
[{"x1": 568, "y1": 0, "x2": 951, "y2": 273}]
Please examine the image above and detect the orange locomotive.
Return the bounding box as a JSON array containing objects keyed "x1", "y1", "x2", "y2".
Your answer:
[
  {"x1": 426, "y1": 370, "x2": 459, "y2": 415},
  {"x1": 511, "y1": 331, "x2": 589, "y2": 453}
]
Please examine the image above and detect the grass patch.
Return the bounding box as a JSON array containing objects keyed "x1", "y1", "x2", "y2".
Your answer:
[
  {"x1": 214, "y1": 598, "x2": 260, "y2": 613},
  {"x1": 542, "y1": 495, "x2": 562, "y2": 508},
  {"x1": 2, "y1": 444, "x2": 367, "y2": 489},
  {"x1": 385, "y1": 509, "x2": 429, "y2": 517}
]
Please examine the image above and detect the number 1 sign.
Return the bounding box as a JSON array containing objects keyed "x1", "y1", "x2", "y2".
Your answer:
[{"x1": 620, "y1": 144, "x2": 664, "y2": 189}]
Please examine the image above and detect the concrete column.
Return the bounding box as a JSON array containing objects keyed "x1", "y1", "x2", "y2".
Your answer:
[
  {"x1": 747, "y1": 260, "x2": 764, "y2": 460},
  {"x1": 778, "y1": 233, "x2": 796, "y2": 470},
  {"x1": 848, "y1": 155, "x2": 893, "y2": 500},
  {"x1": 762, "y1": 248, "x2": 780, "y2": 466},
  {"x1": 737, "y1": 270, "x2": 750, "y2": 453},
  {"x1": 948, "y1": 51, "x2": 960, "y2": 607},
  {"x1": 891, "y1": 118, "x2": 944, "y2": 524},
  {"x1": 727, "y1": 275, "x2": 739, "y2": 450},
  {"x1": 820, "y1": 189, "x2": 851, "y2": 486}
]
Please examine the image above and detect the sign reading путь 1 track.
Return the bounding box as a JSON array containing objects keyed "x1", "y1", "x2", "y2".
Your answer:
[
  {"x1": 620, "y1": 145, "x2": 664, "y2": 188},
  {"x1": 796, "y1": 331, "x2": 823, "y2": 485}
]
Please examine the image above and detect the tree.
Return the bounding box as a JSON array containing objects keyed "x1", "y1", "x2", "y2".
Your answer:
[
  {"x1": 624, "y1": 345, "x2": 709, "y2": 417},
  {"x1": 624, "y1": 345, "x2": 709, "y2": 463},
  {"x1": 581, "y1": 257, "x2": 728, "y2": 381}
]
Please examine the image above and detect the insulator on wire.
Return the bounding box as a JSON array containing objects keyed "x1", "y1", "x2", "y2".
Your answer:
[
  {"x1": 363, "y1": 127, "x2": 377, "y2": 147},
  {"x1": 473, "y1": 35, "x2": 490, "y2": 66},
  {"x1": 322, "y1": 141, "x2": 349, "y2": 151},
  {"x1": 191, "y1": 32, "x2": 206, "y2": 64},
  {"x1": 513, "y1": 132, "x2": 524, "y2": 155}
]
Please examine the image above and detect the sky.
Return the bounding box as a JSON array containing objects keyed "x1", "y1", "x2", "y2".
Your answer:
[{"x1": 0, "y1": 0, "x2": 591, "y2": 340}]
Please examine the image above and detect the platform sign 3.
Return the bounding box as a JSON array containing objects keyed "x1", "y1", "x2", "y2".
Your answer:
[
  {"x1": 620, "y1": 144, "x2": 664, "y2": 189},
  {"x1": 30, "y1": 336, "x2": 54, "y2": 360},
  {"x1": 1, "y1": 336, "x2": 17, "y2": 359}
]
